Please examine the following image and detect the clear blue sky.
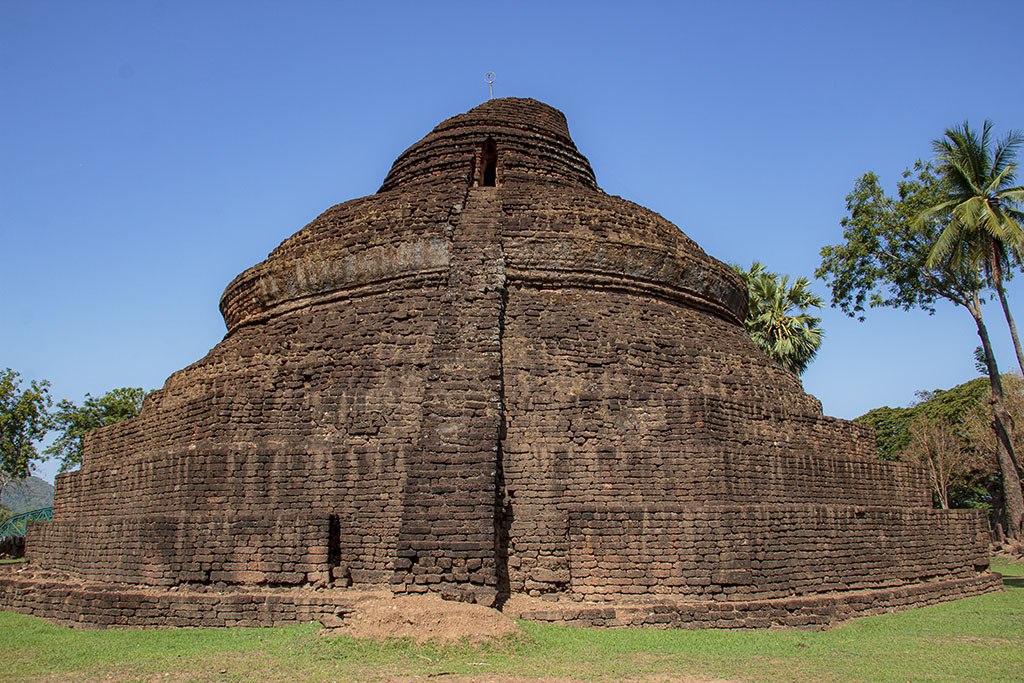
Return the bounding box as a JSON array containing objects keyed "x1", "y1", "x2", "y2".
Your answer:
[{"x1": 4, "y1": 1, "x2": 1024, "y2": 483}]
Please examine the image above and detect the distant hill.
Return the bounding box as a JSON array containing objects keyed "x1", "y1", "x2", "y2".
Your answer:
[{"x1": 1, "y1": 476, "x2": 54, "y2": 514}]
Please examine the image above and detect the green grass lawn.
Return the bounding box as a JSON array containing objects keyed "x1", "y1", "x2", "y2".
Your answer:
[{"x1": 2, "y1": 560, "x2": 1022, "y2": 682}]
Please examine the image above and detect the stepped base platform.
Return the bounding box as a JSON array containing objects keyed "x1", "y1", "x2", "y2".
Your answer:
[
  {"x1": 503, "y1": 573, "x2": 1003, "y2": 629},
  {"x1": 0, "y1": 564, "x2": 1002, "y2": 630}
]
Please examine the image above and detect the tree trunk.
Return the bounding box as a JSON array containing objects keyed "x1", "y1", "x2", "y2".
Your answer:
[
  {"x1": 995, "y1": 281, "x2": 1024, "y2": 377},
  {"x1": 970, "y1": 301, "x2": 1024, "y2": 540},
  {"x1": 938, "y1": 469, "x2": 949, "y2": 510},
  {"x1": 990, "y1": 250, "x2": 1024, "y2": 376}
]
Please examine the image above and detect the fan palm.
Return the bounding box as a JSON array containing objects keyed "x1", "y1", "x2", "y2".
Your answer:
[{"x1": 733, "y1": 262, "x2": 824, "y2": 376}]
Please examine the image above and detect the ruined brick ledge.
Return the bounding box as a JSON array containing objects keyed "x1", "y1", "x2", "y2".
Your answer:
[
  {"x1": 0, "y1": 564, "x2": 1001, "y2": 630},
  {"x1": 503, "y1": 572, "x2": 1003, "y2": 629},
  {"x1": 0, "y1": 565, "x2": 383, "y2": 629}
]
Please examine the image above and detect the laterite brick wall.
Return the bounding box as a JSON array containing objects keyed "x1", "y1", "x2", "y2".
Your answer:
[{"x1": 11, "y1": 98, "x2": 995, "y2": 628}]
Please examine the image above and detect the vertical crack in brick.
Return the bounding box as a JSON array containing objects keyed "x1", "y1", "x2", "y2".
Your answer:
[{"x1": 493, "y1": 196, "x2": 510, "y2": 609}]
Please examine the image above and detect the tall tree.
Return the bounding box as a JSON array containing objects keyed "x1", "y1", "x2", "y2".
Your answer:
[
  {"x1": 857, "y1": 376, "x2": 991, "y2": 462},
  {"x1": 0, "y1": 368, "x2": 51, "y2": 495},
  {"x1": 903, "y1": 415, "x2": 980, "y2": 510},
  {"x1": 918, "y1": 121, "x2": 1024, "y2": 375},
  {"x1": 45, "y1": 387, "x2": 147, "y2": 473},
  {"x1": 963, "y1": 374, "x2": 1024, "y2": 473},
  {"x1": 732, "y1": 262, "x2": 824, "y2": 376},
  {"x1": 818, "y1": 162, "x2": 1024, "y2": 540}
]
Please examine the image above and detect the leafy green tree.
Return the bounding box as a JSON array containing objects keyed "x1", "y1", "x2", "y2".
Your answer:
[
  {"x1": 918, "y1": 121, "x2": 1024, "y2": 375},
  {"x1": 856, "y1": 405, "x2": 915, "y2": 461},
  {"x1": 45, "y1": 387, "x2": 147, "y2": 473},
  {"x1": 818, "y1": 162, "x2": 1024, "y2": 539},
  {"x1": 912, "y1": 379, "x2": 992, "y2": 426},
  {"x1": 731, "y1": 262, "x2": 824, "y2": 375},
  {"x1": 0, "y1": 368, "x2": 51, "y2": 495},
  {"x1": 855, "y1": 376, "x2": 1000, "y2": 511},
  {"x1": 856, "y1": 377, "x2": 990, "y2": 460}
]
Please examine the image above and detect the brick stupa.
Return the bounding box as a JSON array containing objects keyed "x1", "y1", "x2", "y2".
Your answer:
[{"x1": 1, "y1": 98, "x2": 1000, "y2": 628}]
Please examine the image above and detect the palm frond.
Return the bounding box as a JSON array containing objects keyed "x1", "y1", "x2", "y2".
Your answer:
[
  {"x1": 984, "y1": 164, "x2": 1017, "y2": 195},
  {"x1": 984, "y1": 208, "x2": 1024, "y2": 255},
  {"x1": 980, "y1": 119, "x2": 995, "y2": 161},
  {"x1": 992, "y1": 130, "x2": 1024, "y2": 180},
  {"x1": 926, "y1": 215, "x2": 967, "y2": 267},
  {"x1": 938, "y1": 122, "x2": 994, "y2": 193},
  {"x1": 741, "y1": 265, "x2": 824, "y2": 375},
  {"x1": 997, "y1": 186, "x2": 1024, "y2": 205},
  {"x1": 913, "y1": 198, "x2": 959, "y2": 230},
  {"x1": 939, "y1": 151, "x2": 985, "y2": 196},
  {"x1": 976, "y1": 121, "x2": 994, "y2": 181}
]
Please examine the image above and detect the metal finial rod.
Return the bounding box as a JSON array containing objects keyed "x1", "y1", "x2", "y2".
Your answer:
[{"x1": 485, "y1": 72, "x2": 495, "y2": 100}]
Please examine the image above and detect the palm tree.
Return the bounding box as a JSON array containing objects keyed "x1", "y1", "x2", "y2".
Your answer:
[
  {"x1": 921, "y1": 120, "x2": 1024, "y2": 374},
  {"x1": 915, "y1": 121, "x2": 1024, "y2": 540},
  {"x1": 732, "y1": 262, "x2": 824, "y2": 376}
]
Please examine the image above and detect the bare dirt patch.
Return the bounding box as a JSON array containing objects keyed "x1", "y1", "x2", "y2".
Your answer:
[
  {"x1": 949, "y1": 634, "x2": 1023, "y2": 647},
  {"x1": 323, "y1": 593, "x2": 520, "y2": 643}
]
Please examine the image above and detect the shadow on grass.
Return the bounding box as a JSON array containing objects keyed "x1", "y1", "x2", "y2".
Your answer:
[{"x1": 1002, "y1": 577, "x2": 1024, "y2": 589}]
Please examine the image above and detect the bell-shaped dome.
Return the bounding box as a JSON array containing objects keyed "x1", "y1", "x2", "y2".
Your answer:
[
  {"x1": 219, "y1": 97, "x2": 746, "y2": 334},
  {"x1": 8, "y1": 97, "x2": 996, "y2": 630}
]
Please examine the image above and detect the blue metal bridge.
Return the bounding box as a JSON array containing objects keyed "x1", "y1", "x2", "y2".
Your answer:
[{"x1": 0, "y1": 507, "x2": 53, "y2": 541}]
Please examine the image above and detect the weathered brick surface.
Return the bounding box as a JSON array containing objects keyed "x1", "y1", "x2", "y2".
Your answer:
[
  {"x1": 0, "y1": 567, "x2": 1000, "y2": 630},
  {"x1": 4, "y1": 97, "x2": 999, "y2": 628},
  {"x1": 505, "y1": 572, "x2": 1002, "y2": 629},
  {"x1": 562, "y1": 504, "x2": 989, "y2": 601},
  {"x1": 0, "y1": 569, "x2": 371, "y2": 628},
  {"x1": 28, "y1": 515, "x2": 328, "y2": 586}
]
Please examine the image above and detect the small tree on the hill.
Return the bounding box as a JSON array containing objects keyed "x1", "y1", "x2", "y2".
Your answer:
[
  {"x1": 45, "y1": 387, "x2": 147, "y2": 472},
  {"x1": 0, "y1": 368, "x2": 51, "y2": 495}
]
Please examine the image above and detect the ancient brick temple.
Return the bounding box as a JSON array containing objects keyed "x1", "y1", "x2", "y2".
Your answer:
[{"x1": 1, "y1": 98, "x2": 1000, "y2": 628}]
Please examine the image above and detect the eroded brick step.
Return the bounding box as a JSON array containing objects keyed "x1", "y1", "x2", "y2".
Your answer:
[{"x1": 0, "y1": 569, "x2": 1001, "y2": 630}]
